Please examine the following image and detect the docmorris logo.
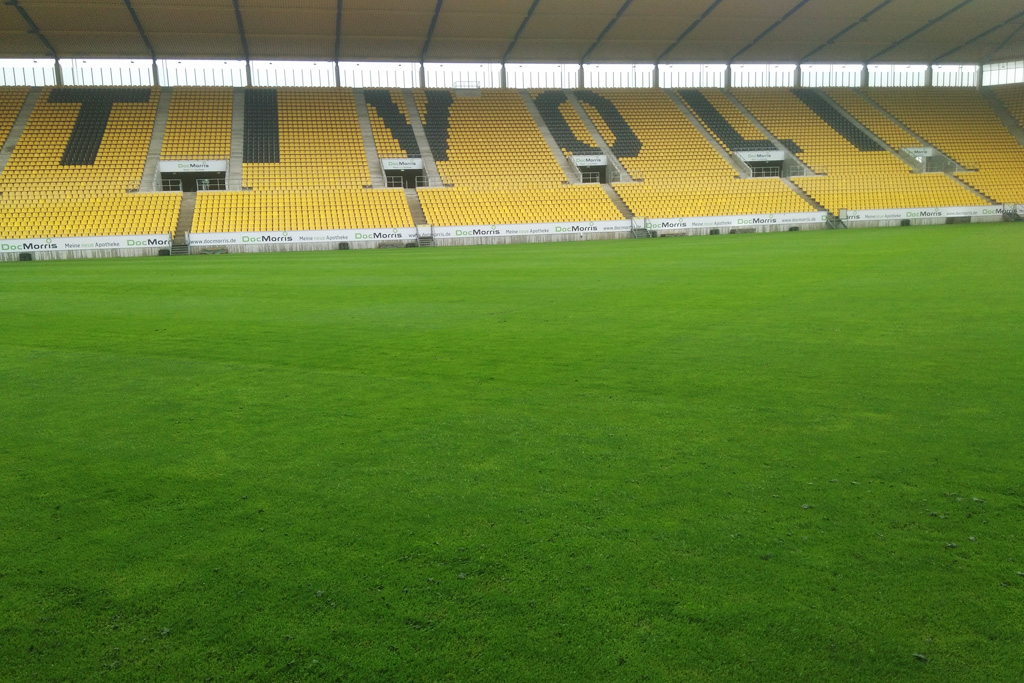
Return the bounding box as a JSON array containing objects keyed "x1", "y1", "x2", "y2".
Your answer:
[{"x1": 456, "y1": 228, "x2": 501, "y2": 236}]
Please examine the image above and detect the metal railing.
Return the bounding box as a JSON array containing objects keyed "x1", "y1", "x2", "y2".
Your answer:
[
  {"x1": 196, "y1": 177, "x2": 226, "y2": 191},
  {"x1": 161, "y1": 178, "x2": 183, "y2": 192}
]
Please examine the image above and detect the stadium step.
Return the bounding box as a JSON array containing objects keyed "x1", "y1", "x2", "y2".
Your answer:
[
  {"x1": 173, "y1": 192, "x2": 197, "y2": 250},
  {"x1": 782, "y1": 178, "x2": 829, "y2": 214},
  {"x1": 665, "y1": 89, "x2": 752, "y2": 178},
  {"x1": 400, "y1": 90, "x2": 444, "y2": 187},
  {"x1": 518, "y1": 90, "x2": 579, "y2": 182},
  {"x1": 404, "y1": 188, "x2": 428, "y2": 225},
  {"x1": 170, "y1": 244, "x2": 189, "y2": 256},
  {"x1": 947, "y1": 174, "x2": 999, "y2": 206},
  {"x1": 816, "y1": 89, "x2": 901, "y2": 156},
  {"x1": 416, "y1": 235, "x2": 435, "y2": 248},
  {"x1": 723, "y1": 92, "x2": 816, "y2": 177},
  {"x1": 140, "y1": 87, "x2": 173, "y2": 193},
  {"x1": 227, "y1": 88, "x2": 245, "y2": 190},
  {"x1": 0, "y1": 87, "x2": 39, "y2": 173},
  {"x1": 630, "y1": 224, "x2": 652, "y2": 239},
  {"x1": 565, "y1": 91, "x2": 635, "y2": 182},
  {"x1": 792, "y1": 89, "x2": 882, "y2": 152},
  {"x1": 979, "y1": 89, "x2": 1024, "y2": 147},
  {"x1": 854, "y1": 90, "x2": 966, "y2": 166},
  {"x1": 601, "y1": 183, "x2": 633, "y2": 219},
  {"x1": 354, "y1": 89, "x2": 387, "y2": 189}
]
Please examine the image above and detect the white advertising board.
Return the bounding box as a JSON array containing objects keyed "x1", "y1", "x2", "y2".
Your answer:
[
  {"x1": 901, "y1": 147, "x2": 936, "y2": 158},
  {"x1": 381, "y1": 158, "x2": 424, "y2": 171},
  {"x1": 1, "y1": 235, "x2": 171, "y2": 253},
  {"x1": 159, "y1": 160, "x2": 228, "y2": 173},
  {"x1": 571, "y1": 155, "x2": 608, "y2": 167},
  {"x1": 644, "y1": 212, "x2": 826, "y2": 231},
  {"x1": 736, "y1": 151, "x2": 785, "y2": 162},
  {"x1": 842, "y1": 206, "x2": 1004, "y2": 221},
  {"x1": 189, "y1": 228, "x2": 419, "y2": 246},
  {"x1": 432, "y1": 220, "x2": 630, "y2": 239}
]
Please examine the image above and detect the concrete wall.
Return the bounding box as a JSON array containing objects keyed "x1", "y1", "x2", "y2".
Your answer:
[{"x1": 0, "y1": 247, "x2": 165, "y2": 262}]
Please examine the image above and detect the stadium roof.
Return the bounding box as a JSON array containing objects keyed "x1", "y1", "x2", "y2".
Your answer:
[{"x1": 2, "y1": 0, "x2": 1023, "y2": 66}]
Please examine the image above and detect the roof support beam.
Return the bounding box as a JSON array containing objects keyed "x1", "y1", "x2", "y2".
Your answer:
[
  {"x1": 581, "y1": 0, "x2": 634, "y2": 64},
  {"x1": 869, "y1": 0, "x2": 975, "y2": 62},
  {"x1": 231, "y1": 0, "x2": 251, "y2": 85},
  {"x1": 801, "y1": 0, "x2": 897, "y2": 63},
  {"x1": 980, "y1": 19, "x2": 1024, "y2": 65},
  {"x1": 655, "y1": 0, "x2": 726, "y2": 64},
  {"x1": 930, "y1": 10, "x2": 1024, "y2": 63},
  {"x1": 122, "y1": 0, "x2": 156, "y2": 61},
  {"x1": 421, "y1": 0, "x2": 445, "y2": 62},
  {"x1": 6, "y1": 0, "x2": 58, "y2": 59},
  {"x1": 502, "y1": 0, "x2": 541, "y2": 65},
  {"x1": 731, "y1": 0, "x2": 814, "y2": 63},
  {"x1": 333, "y1": 0, "x2": 344, "y2": 62}
]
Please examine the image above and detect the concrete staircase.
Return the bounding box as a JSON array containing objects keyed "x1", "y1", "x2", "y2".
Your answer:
[
  {"x1": 172, "y1": 192, "x2": 196, "y2": 254},
  {"x1": 853, "y1": 90, "x2": 930, "y2": 147},
  {"x1": 665, "y1": 88, "x2": 751, "y2": 177},
  {"x1": 980, "y1": 89, "x2": 1024, "y2": 147},
  {"x1": 0, "y1": 87, "x2": 39, "y2": 172},
  {"x1": 816, "y1": 89, "x2": 904, "y2": 158},
  {"x1": 404, "y1": 187, "x2": 428, "y2": 225},
  {"x1": 602, "y1": 184, "x2": 633, "y2": 219},
  {"x1": 630, "y1": 224, "x2": 653, "y2": 238},
  {"x1": 519, "y1": 89, "x2": 578, "y2": 182},
  {"x1": 782, "y1": 178, "x2": 829, "y2": 214},
  {"x1": 723, "y1": 91, "x2": 816, "y2": 177},
  {"x1": 354, "y1": 89, "x2": 386, "y2": 189},
  {"x1": 227, "y1": 88, "x2": 245, "y2": 191},
  {"x1": 139, "y1": 87, "x2": 173, "y2": 193},
  {"x1": 401, "y1": 90, "x2": 444, "y2": 187},
  {"x1": 566, "y1": 90, "x2": 634, "y2": 182}
]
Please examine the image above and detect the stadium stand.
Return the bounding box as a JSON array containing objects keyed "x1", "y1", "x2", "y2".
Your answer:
[
  {"x1": 191, "y1": 88, "x2": 413, "y2": 234},
  {"x1": 823, "y1": 89, "x2": 920, "y2": 150},
  {"x1": 412, "y1": 89, "x2": 623, "y2": 226},
  {"x1": 418, "y1": 184, "x2": 622, "y2": 226},
  {"x1": 414, "y1": 89, "x2": 564, "y2": 185},
  {"x1": 531, "y1": 90, "x2": 602, "y2": 158},
  {"x1": 364, "y1": 89, "x2": 420, "y2": 159},
  {"x1": 575, "y1": 89, "x2": 813, "y2": 218},
  {"x1": 191, "y1": 188, "x2": 412, "y2": 233},
  {"x1": 865, "y1": 87, "x2": 1024, "y2": 204},
  {"x1": 0, "y1": 87, "x2": 30, "y2": 151},
  {"x1": 160, "y1": 87, "x2": 233, "y2": 160},
  {"x1": 0, "y1": 86, "x2": 181, "y2": 240},
  {"x1": 992, "y1": 85, "x2": 1024, "y2": 130},
  {"x1": 678, "y1": 89, "x2": 776, "y2": 153},
  {"x1": 734, "y1": 88, "x2": 988, "y2": 213}
]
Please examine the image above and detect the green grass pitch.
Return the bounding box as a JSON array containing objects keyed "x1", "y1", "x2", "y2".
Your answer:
[{"x1": 2, "y1": 224, "x2": 1023, "y2": 681}]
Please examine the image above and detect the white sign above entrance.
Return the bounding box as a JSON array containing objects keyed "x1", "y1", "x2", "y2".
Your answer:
[
  {"x1": 382, "y1": 158, "x2": 424, "y2": 171},
  {"x1": 159, "y1": 160, "x2": 228, "y2": 173},
  {"x1": 736, "y1": 151, "x2": 785, "y2": 162},
  {"x1": 571, "y1": 155, "x2": 608, "y2": 167}
]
